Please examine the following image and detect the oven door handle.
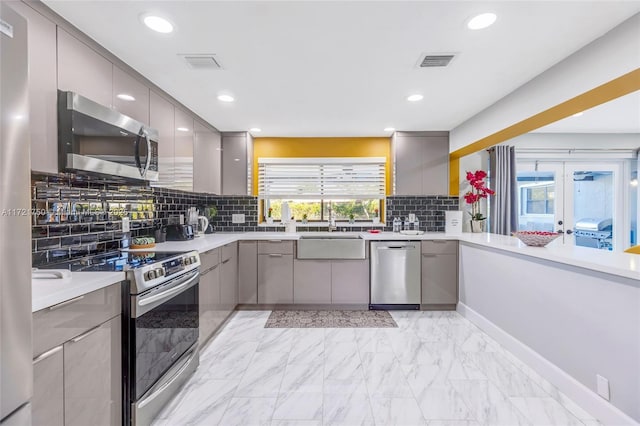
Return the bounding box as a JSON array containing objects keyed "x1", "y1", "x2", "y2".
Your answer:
[
  {"x1": 139, "y1": 271, "x2": 199, "y2": 307},
  {"x1": 134, "y1": 270, "x2": 199, "y2": 317}
]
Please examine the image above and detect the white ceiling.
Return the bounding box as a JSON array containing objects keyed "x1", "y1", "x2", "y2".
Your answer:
[{"x1": 43, "y1": 1, "x2": 640, "y2": 137}]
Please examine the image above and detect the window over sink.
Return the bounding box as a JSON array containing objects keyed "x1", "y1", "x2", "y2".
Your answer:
[{"x1": 258, "y1": 157, "x2": 385, "y2": 222}]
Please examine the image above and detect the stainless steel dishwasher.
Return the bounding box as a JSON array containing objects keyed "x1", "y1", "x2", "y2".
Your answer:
[{"x1": 370, "y1": 241, "x2": 421, "y2": 310}]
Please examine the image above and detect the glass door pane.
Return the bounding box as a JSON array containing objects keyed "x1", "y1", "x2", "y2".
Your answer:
[
  {"x1": 516, "y1": 162, "x2": 564, "y2": 241},
  {"x1": 565, "y1": 163, "x2": 622, "y2": 251}
]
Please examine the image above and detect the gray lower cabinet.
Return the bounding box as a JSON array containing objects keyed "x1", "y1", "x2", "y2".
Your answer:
[
  {"x1": 63, "y1": 316, "x2": 121, "y2": 426},
  {"x1": 32, "y1": 283, "x2": 122, "y2": 426},
  {"x1": 293, "y1": 260, "x2": 331, "y2": 304},
  {"x1": 421, "y1": 241, "x2": 458, "y2": 306},
  {"x1": 331, "y1": 260, "x2": 370, "y2": 304},
  {"x1": 220, "y1": 242, "x2": 239, "y2": 312},
  {"x1": 32, "y1": 346, "x2": 64, "y2": 426},
  {"x1": 258, "y1": 254, "x2": 294, "y2": 303},
  {"x1": 238, "y1": 241, "x2": 258, "y2": 304},
  {"x1": 199, "y1": 263, "x2": 221, "y2": 344}
]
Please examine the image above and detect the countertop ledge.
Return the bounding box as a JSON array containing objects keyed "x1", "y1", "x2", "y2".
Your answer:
[
  {"x1": 38, "y1": 231, "x2": 639, "y2": 312},
  {"x1": 134, "y1": 231, "x2": 640, "y2": 281},
  {"x1": 32, "y1": 271, "x2": 125, "y2": 313}
]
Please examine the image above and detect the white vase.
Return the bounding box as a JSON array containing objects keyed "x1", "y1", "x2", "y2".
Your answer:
[
  {"x1": 266, "y1": 217, "x2": 273, "y2": 224},
  {"x1": 372, "y1": 217, "x2": 380, "y2": 224},
  {"x1": 470, "y1": 219, "x2": 485, "y2": 233}
]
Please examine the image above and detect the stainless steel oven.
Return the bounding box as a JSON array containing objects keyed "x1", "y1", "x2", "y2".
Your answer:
[
  {"x1": 123, "y1": 251, "x2": 201, "y2": 426},
  {"x1": 58, "y1": 90, "x2": 159, "y2": 182}
]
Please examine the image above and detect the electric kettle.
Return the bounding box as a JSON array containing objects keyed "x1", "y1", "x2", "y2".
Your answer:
[{"x1": 197, "y1": 216, "x2": 209, "y2": 235}]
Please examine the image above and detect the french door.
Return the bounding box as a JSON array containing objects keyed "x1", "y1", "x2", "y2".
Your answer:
[{"x1": 516, "y1": 161, "x2": 625, "y2": 251}]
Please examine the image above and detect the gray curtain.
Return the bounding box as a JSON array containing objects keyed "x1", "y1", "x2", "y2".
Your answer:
[{"x1": 489, "y1": 146, "x2": 518, "y2": 235}]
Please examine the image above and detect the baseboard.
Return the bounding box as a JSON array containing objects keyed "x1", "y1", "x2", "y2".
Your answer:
[{"x1": 457, "y1": 302, "x2": 639, "y2": 426}]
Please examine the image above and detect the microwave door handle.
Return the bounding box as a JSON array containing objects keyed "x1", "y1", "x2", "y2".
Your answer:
[
  {"x1": 143, "y1": 129, "x2": 152, "y2": 177},
  {"x1": 134, "y1": 129, "x2": 142, "y2": 175}
]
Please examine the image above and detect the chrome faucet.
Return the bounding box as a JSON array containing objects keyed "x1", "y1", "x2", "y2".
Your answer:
[{"x1": 327, "y1": 206, "x2": 336, "y2": 232}]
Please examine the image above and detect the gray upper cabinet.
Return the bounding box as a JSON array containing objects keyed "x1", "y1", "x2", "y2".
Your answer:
[
  {"x1": 194, "y1": 120, "x2": 221, "y2": 194},
  {"x1": 394, "y1": 131, "x2": 449, "y2": 195},
  {"x1": 57, "y1": 28, "x2": 112, "y2": 107},
  {"x1": 174, "y1": 108, "x2": 194, "y2": 192},
  {"x1": 10, "y1": 2, "x2": 58, "y2": 174},
  {"x1": 149, "y1": 91, "x2": 175, "y2": 188},
  {"x1": 222, "y1": 132, "x2": 251, "y2": 195},
  {"x1": 112, "y1": 66, "x2": 150, "y2": 124}
]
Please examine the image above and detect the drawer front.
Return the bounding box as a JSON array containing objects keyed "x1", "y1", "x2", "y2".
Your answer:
[
  {"x1": 421, "y1": 240, "x2": 458, "y2": 255},
  {"x1": 201, "y1": 248, "x2": 220, "y2": 271},
  {"x1": 33, "y1": 283, "x2": 121, "y2": 357},
  {"x1": 258, "y1": 240, "x2": 294, "y2": 255},
  {"x1": 221, "y1": 242, "x2": 237, "y2": 262}
]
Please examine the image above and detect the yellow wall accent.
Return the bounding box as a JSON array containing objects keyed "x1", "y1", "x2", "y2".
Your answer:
[
  {"x1": 448, "y1": 68, "x2": 640, "y2": 196},
  {"x1": 252, "y1": 137, "x2": 392, "y2": 196}
]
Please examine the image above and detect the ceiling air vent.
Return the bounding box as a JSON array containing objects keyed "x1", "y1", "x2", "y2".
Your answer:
[
  {"x1": 417, "y1": 54, "x2": 455, "y2": 68},
  {"x1": 180, "y1": 54, "x2": 223, "y2": 70}
]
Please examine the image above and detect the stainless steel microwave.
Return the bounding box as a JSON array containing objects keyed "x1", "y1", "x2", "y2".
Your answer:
[{"x1": 58, "y1": 90, "x2": 159, "y2": 182}]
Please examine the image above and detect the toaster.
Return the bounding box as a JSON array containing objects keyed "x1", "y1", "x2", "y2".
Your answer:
[{"x1": 165, "y1": 224, "x2": 195, "y2": 241}]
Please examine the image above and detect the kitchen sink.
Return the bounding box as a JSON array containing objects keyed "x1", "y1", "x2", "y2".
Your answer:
[
  {"x1": 299, "y1": 233, "x2": 361, "y2": 239},
  {"x1": 297, "y1": 234, "x2": 365, "y2": 259}
]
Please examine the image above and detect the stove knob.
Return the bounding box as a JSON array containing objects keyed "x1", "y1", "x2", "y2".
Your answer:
[
  {"x1": 155, "y1": 268, "x2": 164, "y2": 277},
  {"x1": 190, "y1": 256, "x2": 197, "y2": 264},
  {"x1": 184, "y1": 257, "x2": 191, "y2": 265},
  {"x1": 145, "y1": 270, "x2": 156, "y2": 280}
]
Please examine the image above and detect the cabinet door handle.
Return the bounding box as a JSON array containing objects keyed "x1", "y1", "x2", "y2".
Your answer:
[
  {"x1": 422, "y1": 254, "x2": 437, "y2": 257},
  {"x1": 431, "y1": 240, "x2": 448, "y2": 244},
  {"x1": 222, "y1": 259, "x2": 231, "y2": 264},
  {"x1": 48, "y1": 295, "x2": 85, "y2": 310},
  {"x1": 33, "y1": 345, "x2": 63, "y2": 364},
  {"x1": 70, "y1": 325, "x2": 101, "y2": 344},
  {"x1": 268, "y1": 254, "x2": 283, "y2": 257},
  {"x1": 268, "y1": 240, "x2": 282, "y2": 243}
]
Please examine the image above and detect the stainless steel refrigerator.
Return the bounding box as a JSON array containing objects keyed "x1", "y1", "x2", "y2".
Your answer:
[{"x1": 0, "y1": 3, "x2": 33, "y2": 424}]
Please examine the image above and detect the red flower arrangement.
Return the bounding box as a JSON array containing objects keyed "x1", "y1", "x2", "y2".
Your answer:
[{"x1": 464, "y1": 170, "x2": 495, "y2": 221}]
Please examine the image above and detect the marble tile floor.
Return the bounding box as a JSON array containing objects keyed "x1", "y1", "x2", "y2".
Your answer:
[{"x1": 152, "y1": 310, "x2": 601, "y2": 426}]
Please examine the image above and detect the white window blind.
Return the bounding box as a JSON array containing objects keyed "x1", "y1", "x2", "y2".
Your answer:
[{"x1": 258, "y1": 157, "x2": 386, "y2": 199}]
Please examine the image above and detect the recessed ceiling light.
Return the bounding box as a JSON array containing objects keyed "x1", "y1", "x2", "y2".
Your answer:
[
  {"x1": 250, "y1": 128, "x2": 262, "y2": 133},
  {"x1": 217, "y1": 94, "x2": 235, "y2": 103},
  {"x1": 407, "y1": 94, "x2": 423, "y2": 102},
  {"x1": 467, "y1": 13, "x2": 497, "y2": 30},
  {"x1": 117, "y1": 93, "x2": 136, "y2": 102},
  {"x1": 142, "y1": 15, "x2": 174, "y2": 34},
  {"x1": 572, "y1": 112, "x2": 584, "y2": 117},
  {"x1": 176, "y1": 127, "x2": 190, "y2": 132},
  {"x1": 384, "y1": 127, "x2": 396, "y2": 132}
]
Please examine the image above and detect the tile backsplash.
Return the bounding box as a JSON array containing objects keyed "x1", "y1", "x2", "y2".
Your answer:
[
  {"x1": 31, "y1": 172, "x2": 458, "y2": 267},
  {"x1": 385, "y1": 196, "x2": 459, "y2": 232}
]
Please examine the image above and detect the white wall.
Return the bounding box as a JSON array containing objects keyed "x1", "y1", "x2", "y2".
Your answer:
[
  {"x1": 459, "y1": 243, "x2": 640, "y2": 424},
  {"x1": 450, "y1": 13, "x2": 640, "y2": 153},
  {"x1": 509, "y1": 133, "x2": 640, "y2": 150}
]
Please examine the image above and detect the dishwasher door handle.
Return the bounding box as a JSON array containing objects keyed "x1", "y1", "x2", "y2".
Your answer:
[{"x1": 377, "y1": 246, "x2": 416, "y2": 250}]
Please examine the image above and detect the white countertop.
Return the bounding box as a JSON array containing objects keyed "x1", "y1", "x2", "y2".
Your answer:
[
  {"x1": 139, "y1": 231, "x2": 640, "y2": 281},
  {"x1": 32, "y1": 271, "x2": 125, "y2": 312},
  {"x1": 35, "y1": 230, "x2": 640, "y2": 312}
]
